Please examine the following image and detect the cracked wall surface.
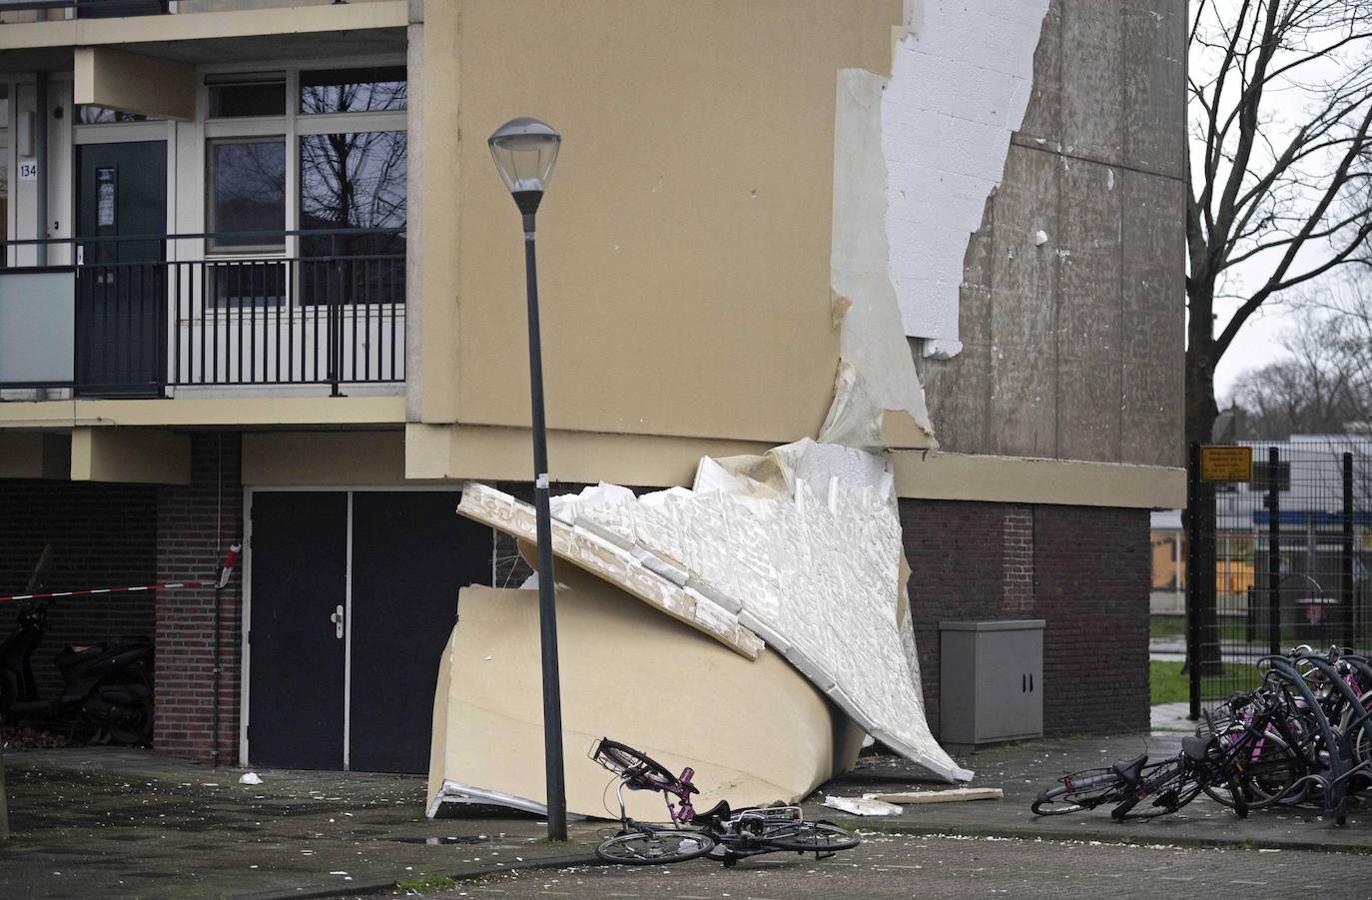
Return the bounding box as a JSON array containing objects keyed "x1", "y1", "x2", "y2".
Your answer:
[{"x1": 914, "y1": 0, "x2": 1186, "y2": 467}]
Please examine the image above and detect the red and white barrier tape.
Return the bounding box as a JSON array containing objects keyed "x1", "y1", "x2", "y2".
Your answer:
[{"x1": 0, "y1": 543, "x2": 240, "y2": 604}]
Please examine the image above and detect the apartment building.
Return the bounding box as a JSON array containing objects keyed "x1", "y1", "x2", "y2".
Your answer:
[{"x1": 0, "y1": 0, "x2": 1186, "y2": 771}]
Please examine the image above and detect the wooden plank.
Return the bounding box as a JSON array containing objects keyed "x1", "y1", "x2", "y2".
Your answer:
[{"x1": 868, "y1": 787, "x2": 1003, "y2": 804}]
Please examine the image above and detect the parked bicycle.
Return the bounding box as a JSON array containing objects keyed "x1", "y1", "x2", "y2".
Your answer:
[
  {"x1": 1032, "y1": 645, "x2": 1372, "y2": 825},
  {"x1": 590, "y1": 737, "x2": 859, "y2": 867}
]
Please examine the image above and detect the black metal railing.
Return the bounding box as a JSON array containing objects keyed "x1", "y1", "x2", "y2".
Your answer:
[
  {"x1": 0, "y1": 0, "x2": 169, "y2": 19},
  {"x1": 0, "y1": 229, "x2": 405, "y2": 398}
]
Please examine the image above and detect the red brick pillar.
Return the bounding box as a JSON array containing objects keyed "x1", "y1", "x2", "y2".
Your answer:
[{"x1": 154, "y1": 434, "x2": 243, "y2": 765}]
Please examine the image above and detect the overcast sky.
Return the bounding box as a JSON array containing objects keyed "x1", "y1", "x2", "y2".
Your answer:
[{"x1": 1194, "y1": 0, "x2": 1363, "y2": 400}]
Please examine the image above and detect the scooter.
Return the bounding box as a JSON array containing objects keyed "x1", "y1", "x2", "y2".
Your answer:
[{"x1": 0, "y1": 547, "x2": 155, "y2": 745}]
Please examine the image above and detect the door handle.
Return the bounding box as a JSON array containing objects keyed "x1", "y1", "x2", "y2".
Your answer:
[
  {"x1": 1022, "y1": 673, "x2": 1026, "y2": 693},
  {"x1": 329, "y1": 605, "x2": 344, "y2": 639}
]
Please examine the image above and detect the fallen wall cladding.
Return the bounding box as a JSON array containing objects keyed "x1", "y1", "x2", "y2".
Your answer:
[{"x1": 457, "y1": 439, "x2": 969, "y2": 784}]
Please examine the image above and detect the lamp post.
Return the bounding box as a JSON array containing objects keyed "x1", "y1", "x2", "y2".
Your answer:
[{"x1": 488, "y1": 117, "x2": 567, "y2": 842}]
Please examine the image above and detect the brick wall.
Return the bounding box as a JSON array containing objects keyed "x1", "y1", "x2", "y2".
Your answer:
[
  {"x1": 154, "y1": 434, "x2": 243, "y2": 765},
  {"x1": 901, "y1": 499, "x2": 1150, "y2": 737},
  {"x1": 0, "y1": 480, "x2": 157, "y2": 702}
]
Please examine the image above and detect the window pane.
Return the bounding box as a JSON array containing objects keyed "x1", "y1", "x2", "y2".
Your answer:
[
  {"x1": 300, "y1": 67, "x2": 407, "y2": 114},
  {"x1": 299, "y1": 131, "x2": 406, "y2": 304},
  {"x1": 208, "y1": 261, "x2": 286, "y2": 309},
  {"x1": 77, "y1": 105, "x2": 151, "y2": 124},
  {"x1": 209, "y1": 139, "x2": 285, "y2": 250},
  {"x1": 209, "y1": 79, "x2": 286, "y2": 118}
]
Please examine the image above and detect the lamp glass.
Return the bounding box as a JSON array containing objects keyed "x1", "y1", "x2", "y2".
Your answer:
[{"x1": 489, "y1": 118, "x2": 562, "y2": 195}]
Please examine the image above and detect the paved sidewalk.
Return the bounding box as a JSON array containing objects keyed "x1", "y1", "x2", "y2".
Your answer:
[
  {"x1": 808, "y1": 731, "x2": 1370, "y2": 852},
  {"x1": 0, "y1": 748, "x2": 601, "y2": 900},
  {"x1": 0, "y1": 730, "x2": 1368, "y2": 899}
]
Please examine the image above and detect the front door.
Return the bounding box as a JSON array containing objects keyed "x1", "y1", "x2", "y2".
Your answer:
[
  {"x1": 75, "y1": 141, "x2": 167, "y2": 397},
  {"x1": 247, "y1": 490, "x2": 493, "y2": 772},
  {"x1": 247, "y1": 492, "x2": 349, "y2": 769}
]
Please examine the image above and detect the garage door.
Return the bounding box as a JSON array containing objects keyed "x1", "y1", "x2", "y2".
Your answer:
[{"x1": 247, "y1": 489, "x2": 492, "y2": 772}]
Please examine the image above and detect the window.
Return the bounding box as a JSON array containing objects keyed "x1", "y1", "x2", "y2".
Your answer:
[
  {"x1": 207, "y1": 138, "x2": 286, "y2": 251},
  {"x1": 208, "y1": 73, "x2": 286, "y2": 119},
  {"x1": 199, "y1": 64, "x2": 407, "y2": 307},
  {"x1": 300, "y1": 66, "x2": 406, "y2": 114},
  {"x1": 77, "y1": 105, "x2": 151, "y2": 125},
  {"x1": 299, "y1": 130, "x2": 407, "y2": 305}
]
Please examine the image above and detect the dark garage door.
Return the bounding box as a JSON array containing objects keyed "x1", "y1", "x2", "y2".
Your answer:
[{"x1": 248, "y1": 490, "x2": 492, "y2": 772}]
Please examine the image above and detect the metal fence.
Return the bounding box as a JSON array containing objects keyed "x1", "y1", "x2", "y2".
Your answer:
[
  {"x1": 0, "y1": 229, "x2": 405, "y2": 398},
  {"x1": 1186, "y1": 440, "x2": 1372, "y2": 712}
]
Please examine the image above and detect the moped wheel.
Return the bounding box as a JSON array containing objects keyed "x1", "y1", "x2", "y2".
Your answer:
[{"x1": 595, "y1": 828, "x2": 715, "y2": 865}]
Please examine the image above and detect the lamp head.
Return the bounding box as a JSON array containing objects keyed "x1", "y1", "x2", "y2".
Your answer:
[{"x1": 488, "y1": 117, "x2": 562, "y2": 215}]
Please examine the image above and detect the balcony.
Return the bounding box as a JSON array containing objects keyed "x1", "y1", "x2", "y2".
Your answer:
[
  {"x1": 0, "y1": 1, "x2": 370, "y2": 22},
  {"x1": 0, "y1": 229, "x2": 406, "y2": 399}
]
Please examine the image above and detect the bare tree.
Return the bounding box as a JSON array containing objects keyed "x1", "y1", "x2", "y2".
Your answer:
[
  {"x1": 1188, "y1": 0, "x2": 1372, "y2": 448},
  {"x1": 1226, "y1": 307, "x2": 1365, "y2": 437}
]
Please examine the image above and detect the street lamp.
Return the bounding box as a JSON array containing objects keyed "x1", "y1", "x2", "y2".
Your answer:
[{"x1": 488, "y1": 117, "x2": 567, "y2": 842}]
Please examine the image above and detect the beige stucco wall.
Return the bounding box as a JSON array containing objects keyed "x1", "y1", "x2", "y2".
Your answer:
[{"x1": 411, "y1": 0, "x2": 902, "y2": 447}]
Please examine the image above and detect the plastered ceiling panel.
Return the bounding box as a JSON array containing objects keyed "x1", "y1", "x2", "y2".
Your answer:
[
  {"x1": 463, "y1": 440, "x2": 969, "y2": 783},
  {"x1": 427, "y1": 580, "x2": 864, "y2": 819}
]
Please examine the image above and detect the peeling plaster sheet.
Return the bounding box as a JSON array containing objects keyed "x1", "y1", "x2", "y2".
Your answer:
[
  {"x1": 883, "y1": 0, "x2": 1051, "y2": 347},
  {"x1": 825, "y1": 69, "x2": 934, "y2": 448},
  {"x1": 552, "y1": 440, "x2": 969, "y2": 784}
]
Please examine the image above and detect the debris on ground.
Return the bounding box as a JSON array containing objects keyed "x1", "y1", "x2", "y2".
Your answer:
[
  {"x1": 823, "y1": 795, "x2": 904, "y2": 816},
  {"x1": 0, "y1": 726, "x2": 71, "y2": 751},
  {"x1": 239, "y1": 772, "x2": 263, "y2": 785},
  {"x1": 867, "y1": 788, "x2": 1003, "y2": 804}
]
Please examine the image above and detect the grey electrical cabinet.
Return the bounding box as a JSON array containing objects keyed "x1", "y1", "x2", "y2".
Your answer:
[{"x1": 938, "y1": 619, "x2": 1045, "y2": 746}]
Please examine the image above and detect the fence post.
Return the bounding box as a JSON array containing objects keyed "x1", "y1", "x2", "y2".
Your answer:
[
  {"x1": 1344, "y1": 452, "x2": 1355, "y2": 649},
  {"x1": 1186, "y1": 442, "x2": 1202, "y2": 719},
  {"x1": 1268, "y1": 446, "x2": 1281, "y2": 655},
  {"x1": 327, "y1": 232, "x2": 342, "y2": 397}
]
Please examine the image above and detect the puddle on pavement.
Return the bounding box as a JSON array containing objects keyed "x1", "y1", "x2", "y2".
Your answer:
[{"x1": 391, "y1": 836, "x2": 485, "y2": 845}]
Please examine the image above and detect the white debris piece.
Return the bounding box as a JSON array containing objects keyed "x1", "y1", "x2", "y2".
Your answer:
[
  {"x1": 238, "y1": 772, "x2": 263, "y2": 785},
  {"x1": 824, "y1": 795, "x2": 904, "y2": 816}
]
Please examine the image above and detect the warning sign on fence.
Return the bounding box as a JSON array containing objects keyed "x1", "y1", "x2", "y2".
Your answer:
[{"x1": 1200, "y1": 445, "x2": 1253, "y2": 483}]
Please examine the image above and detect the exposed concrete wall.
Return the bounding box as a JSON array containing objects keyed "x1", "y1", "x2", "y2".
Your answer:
[{"x1": 916, "y1": 0, "x2": 1186, "y2": 468}]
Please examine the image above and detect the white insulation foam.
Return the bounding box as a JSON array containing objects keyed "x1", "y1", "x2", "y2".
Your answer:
[
  {"x1": 884, "y1": 0, "x2": 1051, "y2": 346},
  {"x1": 548, "y1": 440, "x2": 970, "y2": 783}
]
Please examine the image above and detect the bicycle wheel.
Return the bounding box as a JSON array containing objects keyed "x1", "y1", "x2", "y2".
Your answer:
[
  {"x1": 1203, "y1": 729, "x2": 1306, "y2": 810},
  {"x1": 1031, "y1": 770, "x2": 1124, "y2": 816},
  {"x1": 1111, "y1": 761, "x2": 1202, "y2": 820},
  {"x1": 595, "y1": 828, "x2": 716, "y2": 865},
  {"x1": 593, "y1": 738, "x2": 677, "y2": 783},
  {"x1": 762, "y1": 821, "x2": 860, "y2": 853}
]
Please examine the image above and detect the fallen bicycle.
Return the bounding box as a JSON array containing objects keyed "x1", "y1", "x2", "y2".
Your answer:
[{"x1": 589, "y1": 737, "x2": 860, "y2": 866}]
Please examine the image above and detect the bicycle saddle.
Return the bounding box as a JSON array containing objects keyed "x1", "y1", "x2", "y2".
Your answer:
[
  {"x1": 1112, "y1": 754, "x2": 1148, "y2": 785},
  {"x1": 1181, "y1": 735, "x2": 1212, "y2": 763},
  {"x1": 693, "y1": 800, "x2": 732, "y2": 822}
]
